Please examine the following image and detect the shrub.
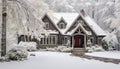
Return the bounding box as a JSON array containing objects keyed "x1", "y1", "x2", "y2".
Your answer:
[
  {"x1": 86, "y1": 45, "x2": 104, "y2": 53},
  {"x1": 44, "y1": 46, "x2": 72, "y2": 53},
  {"x1": 7, "y1": 46, "x2": 28, "y2": 61},
  {"x1": 57, "y1": 46, "x2": 72, "y2": 52},
  {"x1": 0, "y1": 57, "x2": 6, "y2": 62},
  {"x1": 46, "y1": 47, "x2": 57, "y2": 51},
  {"x1": 19, "y1": 41, "x2": 37, "y2": 51}
]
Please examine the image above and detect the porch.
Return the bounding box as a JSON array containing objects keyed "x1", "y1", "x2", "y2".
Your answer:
[{"x1": 72, "y1": 48, "x2": 85, "y2": 55}]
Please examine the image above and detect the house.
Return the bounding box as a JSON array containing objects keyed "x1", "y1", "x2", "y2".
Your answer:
[
  {"x1": 18, "y1": 10, "x2": 107, "y2": 49},
  {"x1": 39, "y1": 10, "x2": 107, "y2": 49}
]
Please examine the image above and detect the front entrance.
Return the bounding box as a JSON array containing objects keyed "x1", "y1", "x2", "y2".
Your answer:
[{"x1": 74, "y1": 35, "x2": 84, "y2": 48}]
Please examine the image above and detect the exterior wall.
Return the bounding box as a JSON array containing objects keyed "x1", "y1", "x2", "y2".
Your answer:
[
  {"x1": 57, "y1": 34, "x2": 71, "y2": 46},
  {"x1": 42, "y1": 15, "x2": 58, "y2": 31},
  {"x1": 62, "y1": 35, "x2": 71, "y2": 46},
  {"x1": 96, "y1": 36, "x2": 105, "y2": 45},
  {"x1": 57, "y1": 34, "x2": 62, "y2": 45},
  {"x1": 18, "y1": 35, "x2": 38, "y2": 43}
]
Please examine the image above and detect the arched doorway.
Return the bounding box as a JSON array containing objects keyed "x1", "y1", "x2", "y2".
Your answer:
[{"x1": 73, "y1": 34, "x2": 85, "y2": 48}]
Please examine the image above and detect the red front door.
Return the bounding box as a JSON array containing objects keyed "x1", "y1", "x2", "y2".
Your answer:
[{"x1": 74, "y1": 35, "x2": 81, "y2": 48}]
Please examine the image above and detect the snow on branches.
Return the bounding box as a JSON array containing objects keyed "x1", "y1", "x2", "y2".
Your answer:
[{"x1": 0, "y1": 0, "x2": 51, "y2": 50}]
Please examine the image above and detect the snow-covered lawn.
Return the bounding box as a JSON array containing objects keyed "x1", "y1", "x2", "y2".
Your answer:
[
  {"x1": 86, "y1": 51, "x2": 120, "y2": 59},
  {"x1": 0, "y1": 51, "x2": 120, "y2": 69}
]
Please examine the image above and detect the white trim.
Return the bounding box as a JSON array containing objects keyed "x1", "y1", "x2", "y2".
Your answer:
[
  {"x1": 40, "y1": 35, "x2": 57, "y2": 45},
  {"x1": 70, "y1": 23, "x2": 90, "y2": 35}
]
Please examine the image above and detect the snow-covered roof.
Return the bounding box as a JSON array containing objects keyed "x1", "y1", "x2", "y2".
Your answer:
[
  {"x1": 82, "y1": 15, "x2": 107, "y2": 36},
  {"x1": 46, "y1": 12, "x2": 106, "y2": 36},
  {"x1": 67, "y1": 23, "x2": 92, "y2": 35},
  {"x1": 47, "y1": 30, "x2": 59, "y2": 34},
  {"x1": 47, "y1": 13, "x2": 79, "y2": 35}
]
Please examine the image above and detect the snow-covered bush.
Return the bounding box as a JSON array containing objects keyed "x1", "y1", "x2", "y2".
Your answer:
[
  {"x1": 57, "y1": 46, "x2": 72, "y2": 52},
  {"x1": 46, "y1": 47, "x2": 57, "y2": 52},
  {"x1": 86, "y1": 45, "x2": 104, "y2": 53},
  {"x1": 87, "y1": 39, "x2": 92, "y2": 47},
  {"x1": 19, "y1": 41, "x2": 37, "y2": 51},
  {"x1": 7, "y1": 46, "x2": 28, "y2": 61},
  {"x1": 86, "y1": 47, "x2": 94, "y2": 53},
  {"x1": 60, "y1": 47, "x2": 72, "y2": 52},
  {"x1": 0, "y1": 56, "x2": 9, "y2": 62},
  {"x1": 103, "y1": 32, "x2": 118, "y2": 51},
  {"x1": 94, "y1": 46, "x2": 104, "y2": 52},
  {"x1": 56, "y1": 46, "x2": 66, "y2": 52},
  {"x1": 44, "y1": 46, "x2": 72, "y2": 52},
  {"x1": 0, "y1": 57, "x2": 6, "y2": 62}
]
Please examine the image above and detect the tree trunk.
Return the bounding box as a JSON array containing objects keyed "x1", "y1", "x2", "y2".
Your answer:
[{"x1": 1, "y1": 0, "x2": 7, "y2": 56}]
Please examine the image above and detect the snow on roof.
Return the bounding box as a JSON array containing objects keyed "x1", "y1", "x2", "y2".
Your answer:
[
  {"x1": 47, "y1": 13, "x2": 79, "y2": 35},
  {"x1": 47, "y1": 30, "x2": 59, "y2": 34},
  {"x1": 82, "y1": 15, "x2": 107, "y2": 36},
  {"x1": 46, "y1": 12, "x2": 106, "y2": 36},
  {"x1": 67, "y1": 23, "x2": 92, "y2": 35}
]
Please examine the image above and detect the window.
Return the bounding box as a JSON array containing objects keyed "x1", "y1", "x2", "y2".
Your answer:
[
  {"x1": 39, "y1": 35, "x2": 57, "y2": 45},
  {"x1": 53, "y1": 36, "x2": 56, "y2": 44},
  {"x1": 90, "y1": 37, "x2": 94, "y2": 45},
  {"x1": 59, "y1": 22, "x2": 65, "y2": 29},
  {"x1": 62, "y1": 36, "x2": 68, "y2": 45},
  {"x1": 45, "y1": 22, "x2": 49, "y2": 30},
  {"x1": 77, "y1": 20, "x2": 85, "y2": 26},
  {"x1": 40, "y1": 38, "x2": 43, "y2": 44},
  {"x1": 98, "y1": 37, "x2": 102, "y2": 45}
]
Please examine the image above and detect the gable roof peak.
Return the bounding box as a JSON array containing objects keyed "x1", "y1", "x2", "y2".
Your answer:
[
  {"x1": 80, "y1": 9, "x2": 86, "y2": 17},
  {"x1": 57, "y1": 17, "x2": 67, "y2": 25}
]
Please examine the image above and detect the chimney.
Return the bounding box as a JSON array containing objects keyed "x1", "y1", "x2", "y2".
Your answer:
[{"x1": 80, "y1": 9, "x2": 86, "y2": 16}]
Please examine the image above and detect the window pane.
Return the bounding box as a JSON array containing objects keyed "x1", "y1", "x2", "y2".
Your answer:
[
  {"x1": 47, "y1": 37, "x2": 49, "y2": 44},
  {"x1": 50, "y1": 36, "x2": 52, "y2": 44},
  {"x1": 53, "y1": 36, "x2": 55, "y2": 44},
  {"x1": 44, "y1": 38, "x2": 45, "y2": 44},
  {"x1": 40, "y1": 38, "x2": 43, "y2": 45}
]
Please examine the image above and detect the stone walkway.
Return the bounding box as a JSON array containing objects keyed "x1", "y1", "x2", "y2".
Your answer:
[{"x1": 73, "y1": 54, "x2": 120, "y2": 64}]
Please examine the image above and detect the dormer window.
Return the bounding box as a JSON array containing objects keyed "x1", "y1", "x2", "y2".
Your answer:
[
  {"x1": 57, "y1": 17, "x2": 67, "y2": 29},
  {"x1": 59, "y1": 22, "x2": 65, "y2": 29}
]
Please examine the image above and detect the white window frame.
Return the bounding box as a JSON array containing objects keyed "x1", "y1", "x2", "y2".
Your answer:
[
  {"x1": 59, "y1": 22, "x2": 65, "y2": 29},
  {"x1": 40, "y1": 35, "x2": 57, "y2": 45},
  {"x1": 62, "y1": 36, "x2": 68, "y2": 45}
]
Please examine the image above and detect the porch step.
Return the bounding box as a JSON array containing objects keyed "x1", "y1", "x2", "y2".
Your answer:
[{"x1": 72, "y1": 48, "x2": 85, "y2": 55}]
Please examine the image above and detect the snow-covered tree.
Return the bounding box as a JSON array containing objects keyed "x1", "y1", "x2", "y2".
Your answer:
[
  {"x1": 103, "y1": 32, "x2": 118, "y2": 50},
  {"x1": 109, "y1": 0, "x2": 120, "y2": 50},
  {"x1": 0, "y1": 0, "x2": 51, "y2": 51},
  {"x1": 43, "y1": 0, "x2": 117, "y2": 30}
]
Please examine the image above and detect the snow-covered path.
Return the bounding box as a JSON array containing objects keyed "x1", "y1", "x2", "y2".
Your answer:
[
  {"x1": 86, "y1": 51, "x2": 120, "y2": 59},
  {"x1": 0, "y1": 51, "x2": 120, "y2": 69}
]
